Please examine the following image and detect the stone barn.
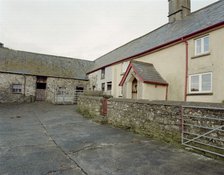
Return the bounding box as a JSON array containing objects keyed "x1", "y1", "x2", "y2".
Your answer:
[{"x1": 0, "y1": 45, "x2": 93, "y2": 104}]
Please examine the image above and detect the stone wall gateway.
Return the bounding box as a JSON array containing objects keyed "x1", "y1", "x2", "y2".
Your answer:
[{"x1": 182, "y1": 106, "x2": 224, "y2": 157}]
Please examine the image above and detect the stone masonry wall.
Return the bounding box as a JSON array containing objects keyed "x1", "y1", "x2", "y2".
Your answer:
[
  {"x1": 0, "y1": 73, "x2": 36, "y2": 103},
  {"x1": 77, "y1": 95, "x2": 224, "y2": 157},
  {"x1": 46, "y1": 77, "x2": 88, "y2": 104},
  {"x1": 0, "y1": 72, "x2": 89, "y2": 103},
  {"x1": 77, "y1": 95, "x2": 104, "y2": 118},
  {"x1": 108, "y1": 98, "x2": 182, "y2": 143},
  {"x1": 107, "y1": 98, "x2": 224, "y2": 148}
]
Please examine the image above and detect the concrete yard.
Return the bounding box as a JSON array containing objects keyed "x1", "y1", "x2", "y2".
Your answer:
[{"x1": 0, "y1": 103, "x2": 223, "y2": 175}]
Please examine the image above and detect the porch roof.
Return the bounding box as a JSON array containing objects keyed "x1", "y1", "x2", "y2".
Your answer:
[{"x1": 119, "y1": 60, "x2": 168, "y2": 86}]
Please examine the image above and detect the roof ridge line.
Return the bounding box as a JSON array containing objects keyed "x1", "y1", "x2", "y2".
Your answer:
[
  {"x1": 93, "y1": 0, "x2": 222, "y2": 63},
  {"x1": 0, "y1": 47, "x2": 93, "y2": 63}
]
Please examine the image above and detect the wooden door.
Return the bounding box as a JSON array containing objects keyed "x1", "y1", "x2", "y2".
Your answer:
[{"x1": 36, "y1": 89, "x2": 46, "y2": 101}]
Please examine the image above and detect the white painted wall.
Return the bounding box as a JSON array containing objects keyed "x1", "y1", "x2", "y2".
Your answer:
[
  {"x1": 187, "y1": 27, "x2": 224, "y2": 103},
  {"x1": 88, "y1": 66, "x2": 112, "y2": 94},
  {"x1": 88, "y1": 28, "x2": 224, "y2": 103}
]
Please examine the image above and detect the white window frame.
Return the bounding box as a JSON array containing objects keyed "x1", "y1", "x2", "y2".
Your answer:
[
  {"x1": 195, "y1": 35, "x2": 209, "y2": 56},
  {"x1": 189, "y1": 72, "x2": 212, "y2": 94}
]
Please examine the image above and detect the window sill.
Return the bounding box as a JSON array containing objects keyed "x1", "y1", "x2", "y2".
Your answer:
[
  {"x1": 187, "y1": 92, "x2": 213, "y2": 96},
  {"x1": 191, "y1": 52, "x2": 210, "y2": 59}
]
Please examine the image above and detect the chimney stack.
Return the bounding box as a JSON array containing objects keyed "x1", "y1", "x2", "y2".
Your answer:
[{"x1": 168, "y1": 0, "x2": 191, "y2": 23}]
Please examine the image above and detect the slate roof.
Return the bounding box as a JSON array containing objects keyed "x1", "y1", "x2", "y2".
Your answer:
[
  {"x1": 131, "y1": 61, "x2": 167, "y2": 85},
  {"x1": 90, "y1": 0, "x2": 224, "y2": 73},
  {"x1": 120, "y1": 61, "x2": 168, "y2": 86},
  {"x1": 0, "y1": 47, "x2": 94, "y2": 80}
]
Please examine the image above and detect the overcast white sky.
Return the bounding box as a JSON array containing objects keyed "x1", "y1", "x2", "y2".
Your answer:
[{"x1": 0, "y1": 0, "x2": 219, "y2": 60}]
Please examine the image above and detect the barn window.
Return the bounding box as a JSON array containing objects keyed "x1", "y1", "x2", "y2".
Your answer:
[
  {"x1": 12, "y1": 84, "x2": 22, "y2": 94},
  {"x1": 57, "y1": 87, "x2": 66, "y2": 95}
]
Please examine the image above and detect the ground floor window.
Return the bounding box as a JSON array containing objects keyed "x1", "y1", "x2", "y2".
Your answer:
[
  {"x1": 107, "y1": 82, "x2": 112, "y2": 91},
  {"x1": 189, "y1": 72, "x2": 212, "y2": 93},
  {"x1": 12, "y1": 84, "x2": 22, "y2": 94},
  {"x1": 101, "y1": 83, "x2": 105, "y2": 91}
]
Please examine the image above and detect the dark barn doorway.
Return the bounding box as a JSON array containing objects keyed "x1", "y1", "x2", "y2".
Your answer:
[{"x1": 36, "y1": 76, "x2": 47, "y2": 101}]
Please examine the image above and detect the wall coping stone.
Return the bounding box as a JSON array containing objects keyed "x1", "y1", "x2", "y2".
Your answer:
[
  {"x1": 79, "y1": 95, "x2": 104, "y2": 100},
  {"x1": 109, "y1": 98, "x2": 224, "y2": 108}
]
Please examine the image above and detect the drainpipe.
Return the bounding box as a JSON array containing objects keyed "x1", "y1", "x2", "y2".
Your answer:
[
  {"x1": 23, "y1": 74, "x2": 26, "y2": 97},
  {"x1": 183, "y1": 39, "x2": 189, "y2": 102},
  {"x1": 165, "y1": 85, "x2": 169, "y2": 101}
]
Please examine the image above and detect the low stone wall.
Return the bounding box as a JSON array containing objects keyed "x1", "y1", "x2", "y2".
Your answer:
[
  {"x1": 107, "y1": 98, "x2": 182, "y2": 143},
  {"x1": 77, "y1": 95, "x2": 104, "y2": 118},
  {"x1": 108, "y1": 99, "x2": 224, "y2": 147},
  {"x1": 76, "y1": 95, "x2": 224, "y2": 158}
]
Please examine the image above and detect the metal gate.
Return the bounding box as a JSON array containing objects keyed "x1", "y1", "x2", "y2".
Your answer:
[
  {"x1": 54, "y1": 89, "x2": 83, "y2": 104},
  {"x1": 181, "y1": 106, "x2": 224, "y2": 158}
]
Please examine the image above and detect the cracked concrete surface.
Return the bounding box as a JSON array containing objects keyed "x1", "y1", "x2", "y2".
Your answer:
[{"x1": 0, "y1": 103, "x2": 223, "y2": 175}]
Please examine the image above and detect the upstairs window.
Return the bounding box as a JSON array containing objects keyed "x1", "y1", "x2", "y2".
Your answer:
[
  {"x1": 195, "y1": 36, "x2": 209, "y2": 56},
  {"x1": 12, "y1": 84, "x2": 22, "y2": 94},
  {"x1": 101, "y1": 68, "x2": 105, "y2": 79},
  {"x1": 189, "y1": 72, "x2": 212, "y2": 93}
]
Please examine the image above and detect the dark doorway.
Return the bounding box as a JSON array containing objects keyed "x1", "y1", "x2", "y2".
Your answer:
[
  {"x1": 36, "y1": 76, "x2": 47, "y2": 101},
  {"x1": 132, "y1": 78, "x2": 138, "y2": 99}
]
